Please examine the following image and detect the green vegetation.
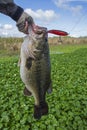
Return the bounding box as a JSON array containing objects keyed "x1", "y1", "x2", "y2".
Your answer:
[
  {"x1": 50, "y1": 44, "x2": 87, "y2": 53},
  {"x1": 0, "y1": 40, "x2": 87, "y2": 129}
]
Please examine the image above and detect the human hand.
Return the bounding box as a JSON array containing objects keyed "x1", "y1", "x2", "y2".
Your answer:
[{"x1": 16, "y1": 12, "x2": 34, "y2": 34}]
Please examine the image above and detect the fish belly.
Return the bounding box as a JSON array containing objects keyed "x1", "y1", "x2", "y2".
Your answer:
[{"x1": 20, "y1": 55, "x2": 51, "y2": 105}]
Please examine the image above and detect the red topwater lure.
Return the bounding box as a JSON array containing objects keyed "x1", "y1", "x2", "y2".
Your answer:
[
  {"x1": 47, "y1": 29, "x2": 68, "y2": 36},
  {"x1": 32, "y1": 24, "x2": 68, "y2": 36}
]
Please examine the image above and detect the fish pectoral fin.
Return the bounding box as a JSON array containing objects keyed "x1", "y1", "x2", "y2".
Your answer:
[
  {"x1": 26, "y1": 57, "x2": 33, "y2": 70},
  {"x1": 29, "y1": 50, "x2": 35, "y2": 60},
  {"x1": 33, "y1": 49, "x2": 41, "y2": 52}
]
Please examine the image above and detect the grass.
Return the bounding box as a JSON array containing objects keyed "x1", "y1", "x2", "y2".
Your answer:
[
  {"x1": 1, "y1": 43, "x2": 87, "y2": 58},
  {"x1": 50, "y1": 44, "x2": 87, "y2": 53},
  {"x1": 0, "y1": 44, "x2": 87, "y2": 129}
]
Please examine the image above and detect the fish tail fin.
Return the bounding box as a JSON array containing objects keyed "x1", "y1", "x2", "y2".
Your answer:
[
  {"x1": 40, "y1": 102, "x2": 48, "y2": 116},
  {"x1": 34, "y1": 105, "x2": 41, "y2": 120},
  {"x1": 33, "y1": 95, "x2": 48, "y2": 119},
  {"x1": 34, "y1": 102, "x2": 48, "y2": 119}
]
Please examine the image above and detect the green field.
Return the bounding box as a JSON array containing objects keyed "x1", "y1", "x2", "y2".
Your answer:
[{"x1": 0, "y1": 44, "x2": 87, "y2": 130}]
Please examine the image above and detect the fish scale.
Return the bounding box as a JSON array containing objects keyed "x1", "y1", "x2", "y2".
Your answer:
[{"x1": 19, "y1": 26, "x2": 52, "y2": 119}]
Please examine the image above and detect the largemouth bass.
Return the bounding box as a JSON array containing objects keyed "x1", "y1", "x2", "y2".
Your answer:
[{"x1": 19, "y1": 25, "x2": 52, "y2": 119}]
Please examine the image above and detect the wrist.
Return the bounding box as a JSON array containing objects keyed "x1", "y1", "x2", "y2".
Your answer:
[{"x1": 11, "y1": 6, "x2": 24, "y2": 22}]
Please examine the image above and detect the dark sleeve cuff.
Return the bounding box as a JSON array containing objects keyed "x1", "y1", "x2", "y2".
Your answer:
[{"x1": 11, "y1": 6, "x2": 24, "y2": 22}]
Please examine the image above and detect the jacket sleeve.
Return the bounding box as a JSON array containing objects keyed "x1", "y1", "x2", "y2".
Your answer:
[
  {"x1": 0, "y1": 0, "x2": 14, "y2": 4},
  {"x1": 0, "y1": 0, "x2": 24, "y2": 22}
]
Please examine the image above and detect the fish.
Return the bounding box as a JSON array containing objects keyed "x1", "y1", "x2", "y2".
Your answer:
[{"x1": 19, "y1": 25, "x2": 52, "y2": 119}]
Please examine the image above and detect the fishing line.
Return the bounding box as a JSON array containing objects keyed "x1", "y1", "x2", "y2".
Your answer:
[
  {"x1": 69, "y1": 10, "x2": 87, "y2": 35},
  {"x1": 71, "y1": 28, "x2": 87, "y2": 33}
]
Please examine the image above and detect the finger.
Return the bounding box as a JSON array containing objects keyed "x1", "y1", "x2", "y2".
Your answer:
[{"x1": 25, "y1": 21, "x2": 29, "y2": 34}]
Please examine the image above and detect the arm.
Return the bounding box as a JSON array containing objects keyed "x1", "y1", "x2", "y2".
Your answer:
[
  {"x1": 0, "y1": 0, "x2": 14, "y2": 4},
  {"x1": 0, "y1": 0, "x2": 34, "y2": 34},
  {"x1": 0, "y1": 0, "x2": 23, "y2": 21}
]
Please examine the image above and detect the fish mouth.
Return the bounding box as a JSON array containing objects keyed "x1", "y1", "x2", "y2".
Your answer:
[
  {"x1": 28, "y1": 25, "x2": 47, "y2": 52},
  {"x1": 28, "y1": 25, "x2": 47, "y2": 35},
  {"x1": 33, "y1": 25, "x2": 47, "y2": 34}
]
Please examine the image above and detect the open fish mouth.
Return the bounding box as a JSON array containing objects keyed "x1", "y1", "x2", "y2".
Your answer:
[
  {"x1": 28, "y1": 24, "x2": 47, "y2": 36},
  {"x1": 33, "y1": 25, "x2": 47, "y2": 34}
]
